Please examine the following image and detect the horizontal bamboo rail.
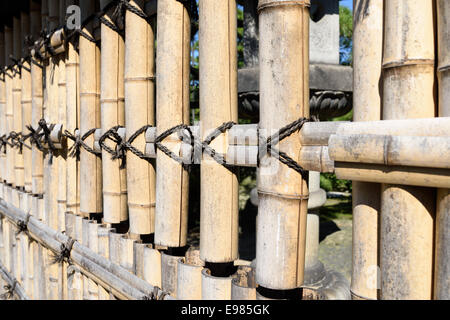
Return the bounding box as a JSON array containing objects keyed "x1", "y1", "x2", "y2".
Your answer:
[
  {"x1": 0, "y1": 201, "x2": 174, "y2": 300},
  {"x1": 328, "y1": 135, "x2": 450, "y2": 169}
]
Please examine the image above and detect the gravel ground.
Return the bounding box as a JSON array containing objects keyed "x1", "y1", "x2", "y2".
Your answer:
[{"x1": 319, "y1": 218, "x2": 352, "y2": 282}]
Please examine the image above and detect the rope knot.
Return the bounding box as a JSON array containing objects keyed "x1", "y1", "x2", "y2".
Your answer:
[{"x1": 51, "y1": 237, "x2": 75, "y2": 265}]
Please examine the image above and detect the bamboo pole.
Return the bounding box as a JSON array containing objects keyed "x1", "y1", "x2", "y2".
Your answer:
[
  {"x1": 65, "y1": 28, "x2": 80, "y2": 216},
  {"x1": 201, "y1": 268, "x2": 233, "y2": 300},
  {"x1": 79, "y1": 0, "x2": 102, "y2": 218},
  {"x1": 176, "y1": 248, "x2": 204, "y2": 300},
  {"x1": 231, "y1": 266, "x2": 256, "y2": 300},
  {"x1": 87, "y1": 221, "x2": 100, "y2": 299},
  {"x1": 435, "y1": 0, "x2": 450, "y2": 300},
  {"x1": 380, "y1": 0, "x2": 436, "y2": 300},
  {"x1": 98, "y1": 224, "x2": 113, "y2": 299},
  {"x1": 155, "y1": 0, "x2": 190, "y2": 247},
  {"x1": 100, "y1": 0, "x2": 127, "y2": 225},
  {"x1": 256, "y1": 0, "x2": 310, "y2": 292},
  {"x1": 81, "y1": 217, "x2": 96, "y2": 299},
  {"x1": 351, "y1": 0, "x2": 383, "y2": 300},
  {"x1": 119, "y1": 234, "x2": 136, "y2": 281},
  {"x1": 0, "y1": 30, "x2": 6, "y2": 190},
  {"x1": 45, "y1": 1, "x2": 63, "y2": 300},
  {"x1": 0, "y1": 216, "x2": 3, "y2": 265},
  {"x1": 1, "y1": 202, "x2": 173, "y2": 300},
  {"x1": 199, "y1": 0, "x2": 239, "y2": 265},
  {"x1": 31, "y1": 6, "x2": 44, "y2": 222},
  {"x1": 142, "y1": 244, "x2": 162, "y2": 288},
  {"x1": 329, "y1": 135, "x2": 450, "y2": 169},
  {"x1": 13, "y1": 16, "x2": 24, "y2": 189},
  {"x1": 4, "y1": 25, "x2": 14, "y2": 189},
  {"x1": 125, "y1": 0, "x2": 156, "y2": 235}
]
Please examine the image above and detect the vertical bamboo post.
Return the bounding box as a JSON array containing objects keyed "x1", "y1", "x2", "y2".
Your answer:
[
  {"x1": 98, "y1": 224, "x2": 112, "y2": 299},
  {"x1": 0, "y1": 29, "x2": 6, "y2": 191},
  {"x1": 231, "y1": 266, "x2": 257, "y2": 300},
  {"x1": 44, "y1": 0, "x2": 62, "y2": 300},
  {"x1": 435, "y1": 0, "x2": 450, "y2": 300},
  {"x1": 256, "y1": 0, "x2": 310, "y2": 293},
  {"x1": 351, "y1": 0, "x2": 383, "y2": 300},
  {"x1": 81, "y1": 217, "x2": 97, "y2": 299},
  {"x1": 176, "y1": 248, "x2": 204, "y2": 300},
  {"x1": 87, "y1": 221, "x2": 100, "y2": 300},
  {"x1": 124, "y1": 0, "x2": 156, "y2": 235},
  {"x1": 65, "y1": 0, "x2": 80, "y2": 216},
  {"x1": 201, "y1": 268, "x2": 233, "y2": 300},
  {"x1": 65, "y1": 212, "x2": 83, "y2": 300},
  {"x1": 161, "y1": 250, "x2": 182, "y2": 297},
  {"x1": 31, "y1": 2, "x2": 44, "y2": 220},
  {"x1": 57, "y1": 52, "x2": 67, "y2": 234},
  {"x1": 13, "y1": 15, "x2": 24, "y2": 190},
  {"x1": 79, "y1": 0, "x2": 102, "y2": 219},
  {"x1": 381, "y1": 0, "x2": 436, "y2": 300},
  {"x1": 71, "y1": 214, "x2": 84, "y2": 299},
  {"x1": 142, "y1": 244, "x2": 162, "y2": 288},
  {"x1": 3, "y1": 219, "x2": 10, "y2": 274},
  {"x1": 100, "y1": 0, "x2": 127, "y2": 225},
  {"x1": 4, "y1": 25, "x2": 14, "y2": 190},
  {"x1": 155, "y1": 0, "x2": 191, "y2": 248},
  {"x1": 58, "y1": 41, "x2": 69, "y2": 300},
  {"x1": 22, "y1": 10, "x2": 32, "y2": 194},
  {"x1": 199, "y1": 0, "x2": 239, "y2": 266}
]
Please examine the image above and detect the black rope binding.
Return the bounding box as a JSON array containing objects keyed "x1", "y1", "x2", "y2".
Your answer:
[
  {"x1": 38, "y1": 119, "x2": 57, "y2": 164},
  {"x1": 25, "y1": 125, "x2": 45, "y2": 152},
  {"x1": 1, "y1": 116, "x2": 313, "y2": 178},
  {"x1": 15, "y1": 213, "x2": 32, "y2": 236},
  {"x1": 259, "y1": 117, "x2": 312, "y2": 179},
  {"x1": 50, "y1": 237, "x2": 75, "y2": 265},
  {"x1": 155, "y1": 124, "x2": 195, "y2": 171}
]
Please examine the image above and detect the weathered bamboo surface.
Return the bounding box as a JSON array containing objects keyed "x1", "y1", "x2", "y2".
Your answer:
[
  {"x1": 176, "y1": 248, "x2": 203, "y2": 300},
  {"x1": 125, "y1": 0, "x2": 156, "y2": 235},
  {"x1": 0, "y1": 202, "x2": 174, "y2": 300},
  {"x1": 300, "y1": 118, "x2": 450, "y2": 146},
  {"x1": 351, "y1": 0, "x2": 383, "y2": 300},
  {"x1": 381, "y1": 0, "x2": 435, "y2": 300},
  {"x1": 57, "y1": 53, "x2": 67, "y2": 233},
  {"x1": 13, "y1": 16, "x2": 24, "y2": 189},
  {"x1": 100, "y1": 0, "x2": 127, "y2": 225},
  {"x1": 4, "y1": 26, "x2": 14, "y2": 188},
  {"x1": 199, "y1": 0, "x2": 239, "y2": 264},
  {"x1": 21, "y1": 12, "x2": 32, "y2": 193},
  {"x1": 436, "y1": 0, "x2": 450, "y2": 300},
  {"x1": 0, "y1": 30, "x2": 6, "y2": 187},
  {"x1": 231, "y1": 266, "x2": 256, "y2": 300},
  {"x1": 80, "y1": 0, "x2": 102, "y2": 218},
  {"x1": 65, "y1": 35, "x2": 80, "y2": 215},
  {"x1": 335, "y1": 162, "x2": 450, "y2": 189},
  {"x1": 201, "y1": 268, "x2": 233, "y2": 300},
  {"x1": 155, "y1": 0, "x2": 190, "y2": 248},
  {"x1": 256, "y1": 0, "x2": 310, "y2": 291}
]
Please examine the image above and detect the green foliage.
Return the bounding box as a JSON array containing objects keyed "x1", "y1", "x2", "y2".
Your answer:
[{"x1": 339, "y1": 6, "x2": 353, "y2": 65}]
